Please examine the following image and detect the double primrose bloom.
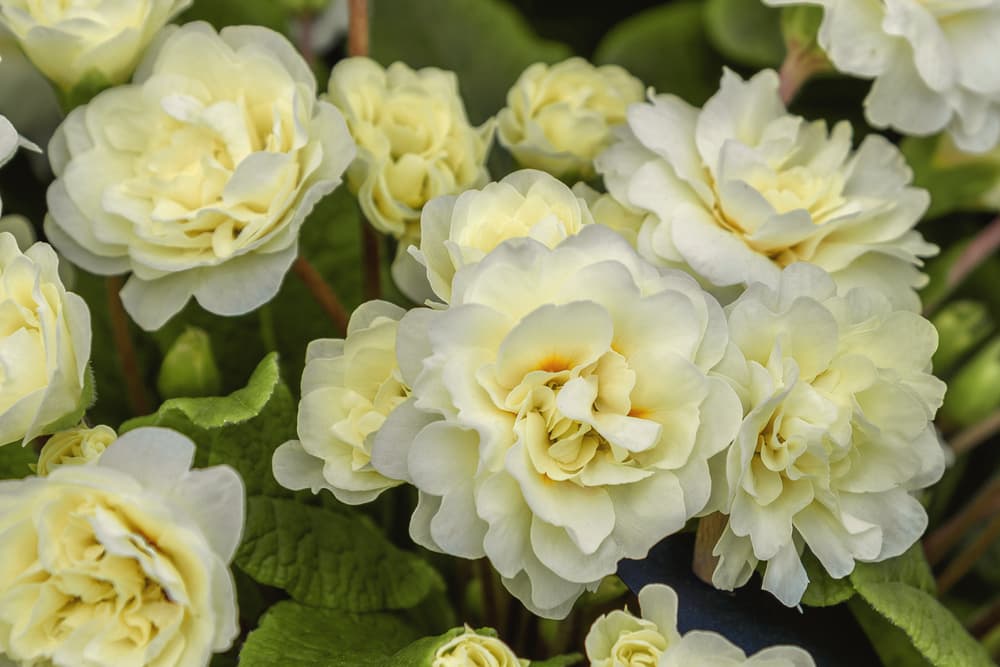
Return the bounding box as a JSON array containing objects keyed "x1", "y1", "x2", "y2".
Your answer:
[
  {"x1": 598, "y1": 68, "x2": 936, "y2": 311},
  {"x1": 44, "y1": 22, "x2": 356, "y2": 330}
]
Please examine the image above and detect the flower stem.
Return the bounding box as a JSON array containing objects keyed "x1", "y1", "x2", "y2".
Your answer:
[
  {"x1": 291, "y1": 256, "x2": 350, "y2": 334},
  {"x1": 937, "y1": 512, "x2": 1000, "y2": 594},
  {"x1": 348, "y1": 0, "x2": 369, "y2": 57},
  {"x1": 477, "y1": 558, "x2": 501, "y2": 631},
  {"x1": 106, "y1": 276, "x2": 151, "y2": 415},
  {"x1": 951, "y1": 409, "x2": 1000, "y2": 457},
  {"x1": 347, "y1": 0, "x2": 383, "y2": 300},
  {"x1": 926, "y1": 215, "x2": 1000, "y2": 315},
  {"x1": 298, "y1": 11, "x2": 316, "y2": 68},
  {"x1": 925, "y1": 477, "x2": 1000, "y2": 565},
  {"x1": 778, "y1": 42, "x2": 826, "y2": 106},
  {"x1": 692, "y1": 512, "x2": 727, "y2": 585}
]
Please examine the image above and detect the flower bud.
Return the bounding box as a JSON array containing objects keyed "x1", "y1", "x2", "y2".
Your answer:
[
  {"x1": 941, "y1": 336, "x2": 1000, "y2": 427},
  {"x1": 157, "y1": 327, "x2": 223, "y2": 399},
  {"x1": 32, "y1": 424, "x2": 116, "y2": 476},
  {"x1": 931, "y1": 300, "x2": 995, "y2": 376},
  {"x1": 498, "y1": 58, "x2": 643, "y2": 180}
]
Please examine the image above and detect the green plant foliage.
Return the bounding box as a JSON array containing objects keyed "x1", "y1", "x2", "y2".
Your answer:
[
  {"x1": 800, "y1": 552, "x2": 854, "y2": 607},
  {"x1": 239, "y1": 601, "x2": 424, "y2": 666},
  {"x1": 705, "y1": 0, "x2": 784, "y2": 68},
  {"x1": 849, "y1": 597, "x2": 933, "y2": 667},
  {"x1": 370, "y1": 0, "x2": 572, "y2": 125},
  {"x1": 157, "y1": 327, "x2": 223, "y2": 399},
  {"x1": 121, "y1": 352, "x2": 294, "y2": 497},
  {"x1": 850, "y1": 544, "x2": 937, "y2": 595},
  {"x1": 180, "y1": 0, "x2": 291, "y2": 33},
  {"x1": 902, "y1": 135, "x2": 1000, "y2": 220},
  {"x1": 0, "y1": 443, "x2": 37, "y2": 480},
  {"x1": 236, "y1": 496, "x2": 445, "y2": 612},
  {"x1": 850, "y1": 583, "x2": 992, "y2": 667},
  {"x1": 594, "y1": 1, "x2": 726, "y2": 105},
  {"x1": 532, "y1": 655, "x2": 584, "y2": 667},
  {"x1": 848, "y1": 545, "x2": 990, "y2": 667}
]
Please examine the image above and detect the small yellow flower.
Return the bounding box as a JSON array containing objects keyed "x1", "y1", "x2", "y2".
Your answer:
[{"x1": 33, "y1": 424, "x2": 117, "y2": 476}]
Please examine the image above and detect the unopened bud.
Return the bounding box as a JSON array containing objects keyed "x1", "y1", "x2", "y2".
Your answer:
[
  {"x1": 941, "y1": 336, "x2": 1000, "y2": 427},
  {"x1": 931, "y1": 300, "x2": 994, "y2": 376},
  {"x1": 157, "y1": 327, "x2": 223, "y2": 399}
]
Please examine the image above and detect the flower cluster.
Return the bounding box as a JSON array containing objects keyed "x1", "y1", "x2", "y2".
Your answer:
[
  {"x1": 326, "y1": 57, "x2": 494, "y2": 243},
  {"x1": 585, "y1": 584, "x2": 815, "y2": 666},
  {"x1": 0, "y1": 428, "x2": 243, "y2": 666},
  {"x1": 44, "y1": 22, "x2": 356, "y2": 330},
  {"x1": 597, "y1": 68, "x2": 936, "y2": 311},
  {"x1": 766, "y1": 0, "x2": 1000, "y2": 153},
  {"x1": 0, "y1": 0, "x2": 978, "y2": 663},
  {"x1": 497, "y1": 57, "x2": 644, "y2": 179}
]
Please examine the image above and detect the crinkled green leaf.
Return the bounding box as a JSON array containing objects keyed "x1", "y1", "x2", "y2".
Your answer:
[
  {"x1": 0, "y1": 443, "x2": 37, "y2": 480},
  {"x1": 370, "y1": 0, "x2": 571, "y2": 124},
  {"x1": 121, "y1": 353, "x2": 294, "y2": 497},
  {"x1": 850, "y1": 582, "x2": 992, "y2": 667},
  {"x1": 237, "y1": 496, "x2": 445, "y2": 612},
  {"x1": 705, "y1": 0, "x2": 784, "y2": 68},
  {"x1": 594, "y1": 1, "x2": 725, "y2": 105},
  {"x1": 849, "y1": 596, "x2": 932, "y2": 667},
  {"x1": 239, "y1": 601, "x2": 424, "y2": 667},
  {"x1": 850, "y1": 543, "x2": 936, "y2": 595},
  {"x1": 800, "y1": 551, "x2": 854, "y2": 607}
]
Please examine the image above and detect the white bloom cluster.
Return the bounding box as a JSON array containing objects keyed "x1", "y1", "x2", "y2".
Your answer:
[
  {"x1": 766, "y1": 0, "x2": 1000, "y2": 153},
  {"x1": 586, "y1": 584, "x2": 815, "y2": 666},
  {"x1": 497, "y1": 57, "x2": 644, "y2": 179},
  {"x1": 0, "y1": 0, "x2": 192, "y2": 93},
  {"x1": 44, "y1": 22, "x2": 356, "y2": 330},
  {"x1": 372, "y1": 225, "x2": 742, "y2": 618},
  {"x1": 273, "y1": 300, "x2": 409, "y2": 505},
  {"x1": 711, "y1": 263, "x2": 945, "y2": 605},
  {"x1": 326, "y1": 57, "x2": 494, "y2": 243},
  {"x1": 0, "y1": 428, "x2": 243, "y2": 666},
  {"x1": 597, "y1": 68, "x2": 936, "y2": 311},
  {"x1": 0, "y1": 233, "x2": 91, "y2": 447}
]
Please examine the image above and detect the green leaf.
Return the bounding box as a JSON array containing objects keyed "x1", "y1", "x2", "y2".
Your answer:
[
  {"x1": 531, "y1": 655, "x2": 584, "y2": 667},
  {"x1": 237, "y1": 496, "x2": 445, "y2": 612},
  {"x1": 239, "y1": 601, "x2": 424, "y2": 667},
  {"x1": 705, "y1": 0, "x2": 785, "y2": 68},
  {"x1": 850, "y1": 582, "x2": 992, "y2": 667},
  {"x1": 901, "y1": 135, "x2": 1000, "y2": 220},
  {"x1": 850, "y1": 543, "x2": 936, "y2": 595},
  {"x1": 849, "y1": 596, "x2": 933, "y2": 667},
  {"x1": 370, "y1": 0, "x2": 572, "y2": 124},
  {"x1": 800, "y1": 551, "x2": 854, "y2": 607},
  {"x1": 180, "y1": 0, "x2": 291, "y2": 33},
  {"x1": 594, "y1": 1, "x2": 726, "y2": 105},
  {"x1": 121, "y1": 353, "x2": 294, "y2": 497},
  {"x1": 0, "y1": 443, "x2": 37, "y2": 480}
]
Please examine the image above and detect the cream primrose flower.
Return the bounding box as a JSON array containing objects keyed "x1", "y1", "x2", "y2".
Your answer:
[
  {"x1": 372, "y1": 225, "x2": 742, "y2": 619},
  {"x1": 272, "y1": 300, "x2": 409, "y2": 505},
  {"x1": 585, "y1": 583, "x2": 681, "y2": 666},
  {"x1": 572, "y1": 182, "x2": 651, "y2": 252},
  {"x1": 497, "y1": 57, "x2": 644, "y2": 180},
  {"x1": 597, "y1": 68, "x2": 936, "y2": 312},
  {"x1": 33, "y1": 424, "x2": 117, "y2": 476},
  {"x1": 585, "y1": 584, "x2": 815, "y2": 667},
  {"x1": 432, "y1": 627, "x2": 526, "y2": 667},
  {"x1": 0, "y1": 427, "x2": 244, "y2": 667},
  {"x1": 0, "y1": 0, "x2": 192, "y2": 93},
  {"x1": 409, "y1": 169, "x2": 595, "y2": 304},
  {"x1": 325, "y1": 57, "x2": 494, "y2": 241},
  {"x1": 43, "y1": 22, "x2": 356, "y2": 331},
  {"x1": 710, "y1": 263, "x2": 946, "y2": 606},
  {"x1": 766, "y1": 0, "x2": 1000, "y2": 153},
  {"x1": 0, "y1": 233, "x2": 91, "y2": 447}
]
